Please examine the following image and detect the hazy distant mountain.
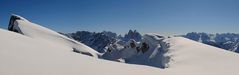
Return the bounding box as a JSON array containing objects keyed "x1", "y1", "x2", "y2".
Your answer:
[
  {"x1": 122, "y1": 30, "x2": 142, "y2": 42},
  {"x1": 184, "y1": 32, "x2": 239, "y2": 53}
]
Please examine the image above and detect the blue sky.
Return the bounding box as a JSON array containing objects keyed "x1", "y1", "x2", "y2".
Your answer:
[{"x1": 0, "y1": 0, "x2": 239, "y2": 35}]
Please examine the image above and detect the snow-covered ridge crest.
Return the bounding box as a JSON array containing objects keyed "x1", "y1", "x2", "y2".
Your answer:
[{"x1": 8, "y1": 14, "x2": 100, "y2": 57}]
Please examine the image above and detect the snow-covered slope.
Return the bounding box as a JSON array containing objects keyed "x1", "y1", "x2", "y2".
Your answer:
[
  {"x1": 0, "y1": 28, "x2": 165, "y2": 75},
  {"x1": 164, "y1": 37, "x2": 239, "y2": 75},
  {"x1": 8, "y1": 14, "x2": 100, "y2": 57},
  {"x1": 1, "y1": 15, "x2": 239, "y2": 75},
  {"x1": 102, "y1": 34, "x2": 239, "y2": 75}
]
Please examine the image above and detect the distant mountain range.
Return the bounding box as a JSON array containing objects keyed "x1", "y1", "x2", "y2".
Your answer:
[
  {"x1": 184, "y1": 32, "x2": 239, "y2": 53},
  {"x1": 64, "y1": 30, "x2": 142, "y2": 53},
  {"x1": 65, "y1": 31, "x2": 239, "y2": 54}
]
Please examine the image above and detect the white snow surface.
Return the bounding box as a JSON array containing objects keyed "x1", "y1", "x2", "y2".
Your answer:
[
  {"x1": 1, "y1": 15, "x2": 239, "y2": 75},
  {"x1": 10, "y1": 15, "x2": 100, "y2": 57},
  {"x1": 164, "y1": 37, "x2": 239, "y2": 75},
  {"x1": 0, "y1": 29, "x2": 165, "y2": 75}
]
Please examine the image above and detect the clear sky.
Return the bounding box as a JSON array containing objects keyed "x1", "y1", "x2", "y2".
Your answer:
[{"x1": 0, "y1": 0, "x2": 239, "y2": 35}]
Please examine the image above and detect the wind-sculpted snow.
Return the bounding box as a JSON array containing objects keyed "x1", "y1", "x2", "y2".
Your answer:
[
  {"x1": 102, "y1": 33, "x2": 171, "y2": 68},
  {"x1": 142, "y1": 34, "x2": 171, "y2": 68},
  {"x1": 8, "y1": 14, "x2": 100, "y2": 57}
]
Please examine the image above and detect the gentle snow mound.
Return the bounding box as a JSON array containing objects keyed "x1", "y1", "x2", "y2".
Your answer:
[{"x1": 164, "y1": 37, "x2": 239, "y2": 75}]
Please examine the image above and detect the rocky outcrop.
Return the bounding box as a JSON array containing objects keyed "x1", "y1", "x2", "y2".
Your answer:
[
  {"x1": 102, "y1": 34, "x2": 171, "y2": 69},
  {"x1": 8, "y1": 14, "x2": 22, "y2": 33}
]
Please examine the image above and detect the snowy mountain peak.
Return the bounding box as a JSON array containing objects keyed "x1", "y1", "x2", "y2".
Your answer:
[
  {"x1": 185, "y1": 32, "x2": 239, "y2": 53},
  {"x1": 123, "y1": 29, "x2": 142, "y2": 42}
]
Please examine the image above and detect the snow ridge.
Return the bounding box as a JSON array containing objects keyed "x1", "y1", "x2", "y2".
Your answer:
[{"x1": 8, "y1": 14, "x2": 100, "y2": 57}]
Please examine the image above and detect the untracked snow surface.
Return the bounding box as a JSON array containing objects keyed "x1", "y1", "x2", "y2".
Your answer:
[
  {"x1": 0, "y1": 29, "x2": 165, "y2": 75},
  {"x1": 1, "y1": 15, "x2": 239, "y2": 75},
  {"x1": 8, "y1": 14, "x2": 100, "y2": 57},
  {"x1": 164, "y1": 37, "x2": 239, "y2": 75}
]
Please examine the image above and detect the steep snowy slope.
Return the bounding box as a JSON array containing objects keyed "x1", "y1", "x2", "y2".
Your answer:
[{"x1": 8, "y1": 14, "x2": 99, "y2": 57}]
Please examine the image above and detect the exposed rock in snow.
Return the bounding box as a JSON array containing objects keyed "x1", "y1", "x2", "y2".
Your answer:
[{"x1": 102, "y1": 33, "x2": 171, "y2": 68}]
